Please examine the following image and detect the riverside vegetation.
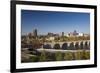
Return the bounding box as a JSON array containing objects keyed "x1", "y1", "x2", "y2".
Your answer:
[{"x1": 21, "y1": 49, "x2": 90, "y2": 63}]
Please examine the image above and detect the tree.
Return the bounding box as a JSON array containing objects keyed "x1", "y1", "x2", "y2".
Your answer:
[
  {"x1": 81, "y1": 50, "x2": 90, "y2": 59},
  {"x1": 28, "y1": 45, "x2": 33, "y2": 51},
  {"x1": 74, "y1": 51, "x2": 81, "y2": 60},
  {"x1": 74, "y1": 50, "x2": 90, "y2": 60},
  {"x1": 32, "y1": 40, "x2": 42, "y2": 49},
  {"x1": 39, "y1": 51, "x2": 47, "y2": 61},
  {"x1": 55, "y1": 52, "x2": 63, "y2": 61},
  {"x1": 64, "y1": 52, "x2": 74, "y2": 60},
  {"x1": 29, "y1": 55, "x2": 39, "y2": 62}
]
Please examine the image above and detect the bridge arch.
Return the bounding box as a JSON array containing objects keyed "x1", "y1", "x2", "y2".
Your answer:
[
  {"x1": 69, "y1": 42, "x2": 74, "y2": 50},
  {"x1": 84, "y1": 41, "x2": 89, "y2": 49},
  {"x1": 80, "y1": 42, "x2": 84, "y2": 49},
  {"x1": 61, "y1": 43, "x2": 68, "y2": 50},
  {"x1": 43, "y1": 44, "x2": 52, "y2": 49},
  {"x1": 53, "y1": 43, "x2": 61, "y2": 49},
  {"x1": 75, "y1": 42, "x2": 80, "y2": 50},
  {"x1": 42, "y1": 40, "x2": 90, "y2": 50}
]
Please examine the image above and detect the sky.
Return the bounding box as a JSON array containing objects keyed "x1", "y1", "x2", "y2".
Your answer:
[{"x1": 21, "y1": 10, "x2": 90, "y2": 35}]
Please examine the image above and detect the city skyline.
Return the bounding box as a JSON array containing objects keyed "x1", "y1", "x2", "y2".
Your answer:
[{"x1": 21, "y1": 10, "x2": 90, "y2": 35}]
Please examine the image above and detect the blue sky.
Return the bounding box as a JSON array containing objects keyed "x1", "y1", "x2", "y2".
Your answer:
[{"x1": 21, "y1": 10, "x2": 90, "y2": 35}]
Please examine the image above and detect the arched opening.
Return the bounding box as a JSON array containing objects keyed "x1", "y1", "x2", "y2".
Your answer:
[
  {"x1": 69, "y1": 42, "x2": 74, "y2": 50},
  {"x1": 62, "y1": 43, "x2": 68, "y2": 50},
  {"x1": 43, "y1": 44, "x2": 52, "y2": 49},
  {"x1": 75, "y1": 42, "x2": 79, "y2": 50},
  {"x1": 53, "y1": 44, "x2": 60, "y2": 49},
  {"x1": 80, "y1": 42, "x2": 84, "y2": 49},
  {"x1": 89, "y1": 42, "x2": 90, "y2": 49},
  {"x1": 84, "y1": 41, "x2": 89, "y2": 49}
]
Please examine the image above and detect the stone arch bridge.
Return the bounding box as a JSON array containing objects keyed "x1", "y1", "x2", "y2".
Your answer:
[{"x1": 42, "y1": 40, "x2": 90, "y2": 50}]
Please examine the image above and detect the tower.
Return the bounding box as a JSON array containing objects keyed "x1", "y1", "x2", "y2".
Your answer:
[
  {"x1": 33, "y1": 29, "x2": 37, "y2": 37},
  {"x1": 62, "y1": 32, "x2": 64, "y2": 37}
]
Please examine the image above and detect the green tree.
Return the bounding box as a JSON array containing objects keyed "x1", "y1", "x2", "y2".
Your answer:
[
  {"x1": 39, "y1": 51, "x2": 47, "y2": 61},
  {"x1": 29, "y1": 55, "x2": 39, "y2": 62},
  {"x1": 74, "y1": 51, "x2": 81, "y2": 60},
  {"x1": 64, "y1": 52, "x2": 74, "y2": 60},
  {"x1": 55, "y1": 52, "x2": 63, "y2": 61},
  {"x1": 81, "y1": 50, "x2": 90, "y2": 59},
  {"x1": 84, "y1": 51, "x2": 90, "y2": 59}
]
